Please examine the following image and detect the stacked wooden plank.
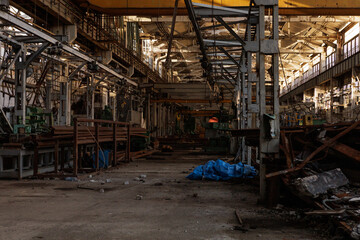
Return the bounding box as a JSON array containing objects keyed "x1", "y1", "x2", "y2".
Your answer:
[
  {"x1": 39, "y1": 125, "x2": 147, "y2": 145},
  {"x1": 54, "y1": 125, "x2": 126, "y2": 144},
  {"x1": 116, "y1": 149, "x2": 158, "y2": 162}
]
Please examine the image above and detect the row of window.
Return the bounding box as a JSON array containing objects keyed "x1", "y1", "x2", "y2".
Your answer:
[
  {"x1": 302, "y1": 63, "x2": 320, "y2": 81},
  {"x1": 326, "y1": 35, "x2": 359, "y2": 69},
  {"x1": 325, "y1": 52, "x2": 336, "y2": 69},
  {"x1": 282, "y1": 31, "x2": 360, "y2": 95},
  {"x1": 343, "y1": 36, "x2": 360, "y2": 59}
]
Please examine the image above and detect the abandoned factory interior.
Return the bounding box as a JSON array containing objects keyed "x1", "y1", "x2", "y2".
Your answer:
[{"x1": 1, "y1": 0, "x2": 360, "y2": 239}]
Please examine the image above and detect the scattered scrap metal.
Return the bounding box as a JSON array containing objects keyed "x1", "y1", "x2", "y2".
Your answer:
[
  {"x1": 273, "y1": 121, "x2": 360, "y2": 239},
  {"x1": 232, "y1": 120, "x2": 360, "y2": 238}
]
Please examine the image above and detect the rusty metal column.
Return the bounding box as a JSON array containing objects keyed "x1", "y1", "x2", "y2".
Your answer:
[
  {"x1": 147, "y1": 93, "x2": 151, "y2": 130},
  {"x1": 161, "y1": 105, "x2": 165, "y2": 136},
  {"x1": 240, "y1": 55, "x2": 247, "y2": 163},
  {"x1": 273, "y1": 3, "x2": 280, "y2": 158},
  {"x1": 351, "y1": 68, "x2": 356, "y2": 120},
  {"x1": 126, "y1": 124, "x2": 131, "y2": 162},
  {"x1": 45, "y1": 64, "x2": 54, "y2": 111},
  {"x1": 14, "y1": 49, "x2": 26, "y2": 125},
  {"x1": 33, "y1": 146, "x2": 39, "y2": 176},
  {"x1": 245, "y1": 9, "x2": 259, "y2": 166},
  {"x1": 153, "y1": 102, "x2": 157, "y2": 137},
  {"x1": 54, "y1": 141, "x2": 59, "y2": 173},
  {"x1": 113, "y1": 87, "x2": 117, "y2": 121},
  {"x1": 95, "y1": 122, "x2": 99, "y2": 170},
  {"x1": 59, "y1": 64, "x2": 70, "y2": 125},
  {"x1": 113, "y1": 122, "x2": 117, "y2": 166},
  {"x1": 330, "y1": 78, "x2": 334, "y2": 123},
  {"x1": 158, "y1": 104, "x2": 162, "y2": 137},
  {"x1": 258, "y1": 3, "x2": 267, "y2": 201},
  {"x1": 73, "y1": 118, "x2": 78, "y2": 176},
  {"x1": 86, "y1": 74, "x2": 95, "y2": 126}
]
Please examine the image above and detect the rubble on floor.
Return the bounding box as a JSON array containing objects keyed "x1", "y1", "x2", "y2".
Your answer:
[
  {"x1": 294, "y1": 168, "x2": 349, "y2": 198},
  {"x1": 231, "y1": 121, "x2": 360, "y2": 238},
  {"x1": 259, "y1": 121, "x2": 360, "y2": 239}
]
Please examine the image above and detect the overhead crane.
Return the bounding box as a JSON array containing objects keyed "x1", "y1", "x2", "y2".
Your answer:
[{"x1": 76, "y1": 0, "x2": 360, "y2": 16}]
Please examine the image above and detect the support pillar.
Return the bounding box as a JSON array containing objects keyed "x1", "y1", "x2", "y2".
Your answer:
[
  {"x1": 153, "y1": 102, "x2": 158, "y2": 137},
  {"x1": 330, "y1": 78, "x2": 334, "y2": 123},
  {"x1": 45, "y1": 64, "x2": 54, "y2": 111},
  {"x1": 113, "y1": 87, "x2": 117, "y2": 121},
  {"x1": 336, "y1": 32, "x2": 343, "y2": 63},
  {"x1": 351, "y1": 68, "x2": 356, "y2": 120},
  {"x1": 147, "y1": 93, "x2": 151, "y2": 130},
  {"x1": 14, "y1": 49, "x2": 26, "y2": 126},
  {"x1": 257, "y1": 0, "x2": 280, "y2": 203},
  {"x1": 86, "y1": 74, "x2": 95, "y2": 125},
  {"x1": 159, "y1": 105, "x2": 162, "y2": 137},
  {"x1": 258, "y1": 5, "x2": 267, "y2": 201},
  {"x1": 59, "y1": 64, "x2": 71, "y2": 125}
]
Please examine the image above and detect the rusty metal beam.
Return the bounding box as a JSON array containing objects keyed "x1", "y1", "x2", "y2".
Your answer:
[
  {"x1": 150, "y1": 99, "x2": 231, "y2": 103},
  {"x1": 165, "y1": 0, "x2": 179, "y2": 67},
  {"x1": 281, "y1": 131, "x2": 293, "y2": 168},
  {"x1": 79, "y1": 0, "x2": 360, "y2": 16},
  {"x1": 179, "y1": 110, "x2": 220, "y2": 115},
  {"x1": 266, "y1": 120, "x2": 360, "y2": 179},
  {"x1": 320, "y1": 139, "x2": 360, "y2": 162}
]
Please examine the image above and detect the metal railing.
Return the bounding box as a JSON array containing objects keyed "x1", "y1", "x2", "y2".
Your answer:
[
  {"x1": 281, "y1": 39, "x2": 360, "y2": 96},
  {"x1": 19, "y1": 0, "x2": 164, "y2": 83},
  {"x1": 73, "y1": 118, "x2": 131, "y2": 175},
  {"x1": 281, "y1": 69, "x2": 321, "y2": 95}
]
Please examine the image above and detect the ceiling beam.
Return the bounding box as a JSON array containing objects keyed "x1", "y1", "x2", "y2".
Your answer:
[
  {"x1": 142, "y1": 83, "x2": 220, "y2": 88},
  {"x1": 81, "y1": 0, "x2": 360, "y2": 16},
  {"x1": 150, "y1": 98, "x2": 231, "y2": 103}
]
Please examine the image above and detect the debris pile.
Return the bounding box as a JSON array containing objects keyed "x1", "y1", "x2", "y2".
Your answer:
[{"x1": 262, "y1": 121, "x2": 360, "y2": 239}]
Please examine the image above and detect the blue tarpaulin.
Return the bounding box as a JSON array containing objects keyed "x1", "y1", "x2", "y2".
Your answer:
[
  {"x1": 187, "y1": 159, "x2": 257, "y2": 181},
  {"x1": 92, "y1": 150, "x2": 111, "y2": 169}
]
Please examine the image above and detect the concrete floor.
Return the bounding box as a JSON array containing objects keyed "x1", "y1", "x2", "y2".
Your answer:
[{"x1": 0, "y1": 149, "x2": 322, "y2": 240}]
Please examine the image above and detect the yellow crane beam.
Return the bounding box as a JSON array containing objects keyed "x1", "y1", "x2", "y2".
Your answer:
[{"x1": 80, "y1": 0, "x2": 360, "y2": 16}]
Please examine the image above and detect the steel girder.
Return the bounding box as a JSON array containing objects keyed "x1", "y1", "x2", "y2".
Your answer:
[
  {"x1": 0, "y1": 10, "x2": 138, "y2": 87},
  {"x1": 82, "y1": 0, "x2": 360, "y2": 16},
  {"x1": 186, "y1": 0, "x2": 280, "y2": 202}
]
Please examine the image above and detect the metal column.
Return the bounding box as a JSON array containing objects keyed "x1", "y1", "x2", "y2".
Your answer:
[
  {"x1": 59, "y1": 64, "x2": 71, "y2": 125},
  {"x1": 45, "y1": 66, "x2": 53, "y2": 111},
  {"x1": 256, "y1": 0, "x2": 280, "y2": 202},
  {"x1": 86, "y1": 74, "x2": 95, "y2": 125},
  {"x1": 14, "y1": 49, "x2": 26, "y2": 125}
]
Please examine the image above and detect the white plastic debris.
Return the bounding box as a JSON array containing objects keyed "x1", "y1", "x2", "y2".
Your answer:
[
  {"x1": 106, "y1": 179, "x2": 112, "y2": 183},
  {"x1": 351, "y1": 224, "x2": 360, "y2": 240},
  {"x1": 124, "y1": 181, "x2": 130, "y2": 185},
  {"x1": 64, "y1": 177, "x2": 78, "y2": 182},
  {"x1": 140, "y1": 174, "x2": 147, "y2": 179}
]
